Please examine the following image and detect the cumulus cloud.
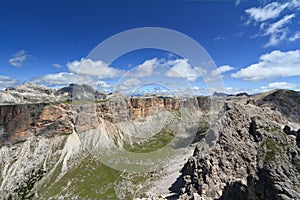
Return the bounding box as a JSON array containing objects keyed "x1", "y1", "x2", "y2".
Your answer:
[
  {"x1": 211, "y1": 65, "x2": 234, "y2": 77},
  {"x1": 245, "y1": 2, "x2": 288, "y2": 22},
  {"x1": 67, "y1": 58, "x2": 124, "y2": 79},
  {"x1": 134, "y1": 58, "x2": 158, "y2": 77},
  {"x1": 260, "y1": 82, "x2": 299, "y2": 90},
  {"x1": 165, "y1": 59, "x2": 204, "y2": 82},
  {"x1": 97, "y1": 81, "x2": 112, "y2": 89},
  {"x1": 231, "y1": 50, "x2": 300, "y2": 81},
  {"x1": 0, "y1": 75, "x2": 18, "y2": 90},
  {"x1": 201, "y1": 65, "x2": 235, "y2": 82},
  {"x1": 117, "y1": 78, "x2": 141, "y2": 91},
  {"x1": 31, "y1": 72, "x2": 94, "y2": 86},
  {"x1": 9, "y1": 50, "x2": 30, "y2": 67}
]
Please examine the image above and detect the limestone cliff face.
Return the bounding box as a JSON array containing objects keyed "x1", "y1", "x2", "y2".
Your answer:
[
  {"x1": 127, "y1": 96, "x2": 210, "y2": 119},
  {"x1": 0, "y1": 95, "x2": 210, "y2": 145},
  {"x1": 128, "y1": 97, "x2": 179, "y2": 119},
  {"x1": 0, "y1": 103, "x2": 73, "y2": 146}
]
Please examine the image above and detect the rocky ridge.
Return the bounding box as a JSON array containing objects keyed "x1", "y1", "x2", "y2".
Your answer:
[
  {"x1": 175, "y1": 92, "x2": 300, "y2": 200},
  {"x1": 0, "y1": 83, "x2": 108, "y2": 104}
]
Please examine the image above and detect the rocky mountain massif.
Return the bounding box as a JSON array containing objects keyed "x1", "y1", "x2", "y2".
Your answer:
[{"x1": 0, "y1": 84, "x2": 299, "y2": 200}]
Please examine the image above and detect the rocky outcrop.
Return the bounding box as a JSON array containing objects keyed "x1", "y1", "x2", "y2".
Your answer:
[
  {"x1": 0, "y1": 83, "x2": 108, "y2": 104},
  {"x1": 178, "y1": 102, "x2": 300, "y2": 200},
  {"x1": 56, "y1": 83, "x2": 107, "y2": 101},
  {"x1": 0, "y1": 103, "x2": 73, "y2": 146},
  {"x1": 0, "y1": 83, "x2": 66, "y2": 104},
  {"x1": 283, "y1": 125, "x2": 300, "y2": 148},
  {"x1": 236, "y1": 92, "x2": 250, "y2": 97}
]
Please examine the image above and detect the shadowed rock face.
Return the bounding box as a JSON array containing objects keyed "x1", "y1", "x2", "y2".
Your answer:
[
  {"x1": 257, "y1": 90, "x2": 300, "y2": 123},
  {"x1": 178, "y1": 102, "x2": 300, "y2": 200},
  {"x1": 283, "y1": 125, "x2": 300, "y2": 148}
]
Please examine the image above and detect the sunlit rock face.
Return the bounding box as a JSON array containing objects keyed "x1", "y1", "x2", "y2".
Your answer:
[{"x1": 0, "y1": 104, "x2": 73, "y2": 146}]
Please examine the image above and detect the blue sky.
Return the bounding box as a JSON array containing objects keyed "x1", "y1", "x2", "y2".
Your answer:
[{"x1": 0, "y1": 0, "x2": 300, "y2": 94}]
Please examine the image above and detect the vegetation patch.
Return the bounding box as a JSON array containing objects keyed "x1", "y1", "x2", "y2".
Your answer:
[
  {"x1": 116, "y1": 172, "x2": 149, "y2": 200},
  {"x1": 41, "y1": 156, "x2": 120, "y2": 199},
  {"x1": 124, "y1": 129, "x2": 175, "y2": 153},
  {"x1": 264, "y1": 138, "x2": 281, "y2": 161}
]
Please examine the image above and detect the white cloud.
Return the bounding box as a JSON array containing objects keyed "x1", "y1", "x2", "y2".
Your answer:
[
  {"x1": 0, "y1": 75, "x2": 18, "y2": 90},
  {"x1": 9, "y1": 50, "x2": 30, "y2": 67},
  {"x1": 231, "y1": 50, "x2": 300, "y2": 81},
  {"x1": 223, "y1": 87, "x2": 247, "y2": 95},
  {"x1": 235, "y1": 0, "x2": 241, "y2": 6},
  {"x1": 165, "y1": 59, "x2": 203, "y2": 82},
  {"x1": 214, "y1": 34, "x2": 225, "y2": 41},
  {"x1": 53, "y1": 63, "x2": 64, "y2": 68},
  {"x1": 67, "y1": 58, "x2": 124, "y2": 79},
  {"x1": 134, "y1": 58, "x2": 157, "y2": 77},
  {"x1": 202, "y1": 65, "x2": 234, "y2": 82},
  {"x1": 192, "y1": 86, "x2": 200, "y2": 91},
  {"x1": 123, "y1": 78, "x2": 141, "y2": 87},
  {"x1": 225, "y1": 83, "x2": 298, "y2": 95},
  {"x1": 31, "y1": 72, "x2": 94, "y2": 86},
  {"x1": 211, "y1": 65, "x2": 234, "y2": 77},
  {"x1": 245, "y1": 1, "x2": 300, "y2": 46},
  {"x1": 265, "y1": 14, "x2": 295, "y2": 33},
  {"x1": 263, "y1": 14, "x2": 295, "y2": 47},
  {"x1": 245, "y1": 2, "x2": 288, "y2": 22},
  {"x1": 260, "y1": 82, "x2": 298, "y2": 90},
  {"x1": 289, "y1": 31, "x2": 300, "y2": 41},
  {"x1": 214, "y1": 82, "x2": 300, "y2": 95},
  {"x1": 288, "y1": 0, "x2": 300, "y2": 9},
  {"x1": 117, "y1": 78, "x2": 141, "y2": 91},
  {"x1": 97, "y1": 81, "x2": 112, "y2": 89}
]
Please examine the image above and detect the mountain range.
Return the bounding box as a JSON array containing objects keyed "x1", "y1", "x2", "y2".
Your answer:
[{"x1": 0, "y1": 83, "x2": 299, "y2": 199}]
